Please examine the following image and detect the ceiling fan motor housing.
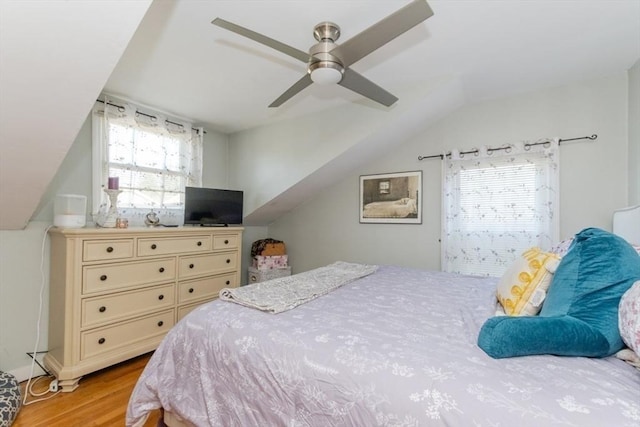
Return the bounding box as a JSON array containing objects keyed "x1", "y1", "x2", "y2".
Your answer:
[{"x1": 308, "y1": 22, "x2": 344, "y2": 83}]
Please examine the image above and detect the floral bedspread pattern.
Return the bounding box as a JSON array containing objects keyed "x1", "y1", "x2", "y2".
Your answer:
[
  {"x1": 219, "y1": 261, "x2": 378, "y2": 313},
  {"x1": 127, "y1": 266, "x2": 640, "y2": 427}
]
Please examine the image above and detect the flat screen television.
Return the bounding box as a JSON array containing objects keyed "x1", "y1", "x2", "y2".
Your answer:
[{"x1": 184, "y1": 187, "x2": 243, "y2": 226}]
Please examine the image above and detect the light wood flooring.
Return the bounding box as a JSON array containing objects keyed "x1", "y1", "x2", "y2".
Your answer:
[{"x1": 13, "y1": 353, "x2": 161, "y2": 427}]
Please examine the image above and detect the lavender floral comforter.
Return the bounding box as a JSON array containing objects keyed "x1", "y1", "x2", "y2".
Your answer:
[{"x1": 127, "y1": 265, "x2": 640, "y2": 427}]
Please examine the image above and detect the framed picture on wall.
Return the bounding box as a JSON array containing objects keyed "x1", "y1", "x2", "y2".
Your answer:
[{"x1": 359, "y1": 171, "x2": 422, "y2": 224}]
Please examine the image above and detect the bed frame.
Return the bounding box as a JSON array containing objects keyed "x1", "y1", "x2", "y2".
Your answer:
[{"x1": 613, "y1": 204, "x2": 640, "y2": 243}]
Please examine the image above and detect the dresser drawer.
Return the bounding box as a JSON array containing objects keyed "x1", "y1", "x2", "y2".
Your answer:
[
  {"x1": 83, "y1": 239, "x2": 134, "y2": 262},
  {"x1": 81, "y1": 283, "x2": 175, "y2": 328},
  {"x1": 213, "y1": 234, "x2": 239, "y2": 250},
  {"x1": 81, "y1": 310, "x2": 174, "y2": 360},
  {"x1": 83, "y1": 259, "x2": 176, "y2": 294},
  {"x1": 137, "y1": 236, "x2": 212, "y2": 257},
  {"x1": 178, "y1": 252, "x2": 238, "y2": 280},
  {"x1": 178, "y1": 273, "x2": 236, "y2": 304}
]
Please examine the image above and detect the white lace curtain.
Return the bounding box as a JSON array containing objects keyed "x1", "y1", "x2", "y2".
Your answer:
[
  {"x1": 441, "y1": 139, "x2": 560, "y2": 277},
  {"x1": 92, "y1": 97, "x2": 203, "y2": 226}
]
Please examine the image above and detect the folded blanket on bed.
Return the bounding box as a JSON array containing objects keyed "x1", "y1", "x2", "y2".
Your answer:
[{"x1": 220, "y1": 261, "x2": 378, "y2": 313}]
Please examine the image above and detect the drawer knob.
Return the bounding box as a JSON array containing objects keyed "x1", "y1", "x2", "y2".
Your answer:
[
  {"x1": 226, "y1": 259, "x2": 231, "y2": 264},
  {"x1": 197, "y1": 241, "x2": 202, "y2": 246},
  {"x1": 158, "y1": 294, "x2": 164, "y2": 300},
  {"x1": 98, "y1": 338, "x2": 106, "y2": 345},
  {"x1": 100, "y1": 275, "x2": 107, "y2": 281},
  {"x1": 151, "y1": 244, "x2": 157, "y2": 250},
  {"x1": 225, "y1": 280, "x2": 230, "y2": 285},
  {"x1": 224, "y1": 239, "x2": 229, "y2": 244},
  {"x1": 157, "y1": 321, "x2": 164, "y2": 327},
  {"x1": 159, "y1": 267, "x2": 165, "y2": 273},
  {"x1": 189, "y1": 263, "x2": 194, "y2": 269},
  {"x1": 106, "y1": 246, "x2": 114, "y2": 253},
  {"x1": 99, "y1": 306, "x2": 106, "y2": 313},
  {"x1": 188, "y1": 288, "x2": 194, "y2": 293}
]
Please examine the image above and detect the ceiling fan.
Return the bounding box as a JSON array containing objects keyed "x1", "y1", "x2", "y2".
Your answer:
[{"x1": 211, "y1": 0, "x2": 434, "y2": 108}]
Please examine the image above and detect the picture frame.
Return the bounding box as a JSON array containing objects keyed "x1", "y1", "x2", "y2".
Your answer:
[{"x1": 359, "y1": 171, "x2": 422, "y2": 224}]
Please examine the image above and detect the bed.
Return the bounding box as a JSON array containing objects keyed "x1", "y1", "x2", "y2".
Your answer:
[
  {"x1": 362, "y1": 198, "x2": 417, "y2": 218},
  {"x1": 127, "y1": 209, "x2": 640, "y2": 427}
]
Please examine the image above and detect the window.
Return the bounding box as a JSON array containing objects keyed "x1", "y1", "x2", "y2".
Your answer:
[
  {"x1": 92, "y1": 99, "x2": 203, "y2": 226},
  {"x1": 378, "y1": 180, "x2": 390, "y2": 194},
  {"x1": 442, "y1": 141, "x2": 559, "y2": 277}
]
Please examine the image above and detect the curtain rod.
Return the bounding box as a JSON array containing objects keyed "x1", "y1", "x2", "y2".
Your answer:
[
  {"x1": 96, "y1": 99, "x2": 206, "y2": 134},
  {"x1": 417, "y1": 134, "x2": 597, "y2": 161}
]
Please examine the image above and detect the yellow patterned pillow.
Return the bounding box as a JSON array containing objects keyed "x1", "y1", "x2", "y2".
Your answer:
[{"x1": 496, "y1": 248, "x2": 560, "y2": 316}]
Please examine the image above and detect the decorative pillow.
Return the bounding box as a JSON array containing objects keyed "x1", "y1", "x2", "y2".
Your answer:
[
  {"x1": 550, "y1": 238, "x2": 575, "y2": 257},
  {"x1": 478, "y1": 228, "x2": 640, "y2": 358},
  {"x1": 496, "y1": 247, "x2": 560, "y2": 316},
  {"x1": 619, "y1": 281, "x2": 640, "y2": 356},
  {"x1": 0, "y1": 371, "x2": 21, "y2": 426},
  {"x1": 615, "y1": 348, "x2": 640, "y2": 370}
]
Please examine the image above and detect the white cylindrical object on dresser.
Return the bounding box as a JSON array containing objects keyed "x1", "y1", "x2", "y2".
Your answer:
[{"x1": 54, "y1": 194, "x2": 87, "y2": 228}]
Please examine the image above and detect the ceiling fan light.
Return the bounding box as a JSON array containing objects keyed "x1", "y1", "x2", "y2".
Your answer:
[{"x1": 309, "y1": 62, "x2": 343, "y2": 85}]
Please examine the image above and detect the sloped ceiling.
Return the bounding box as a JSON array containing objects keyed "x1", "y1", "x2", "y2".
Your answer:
[
  {"x1": 0, "y1": 0, "x2": 152, "y2": 230},
  {"x1": 104, "y1": 0, "x2": 640, "y2": 134},
  {"x1": 1, "y1": 1, "x2": 639, "y2": 230}
]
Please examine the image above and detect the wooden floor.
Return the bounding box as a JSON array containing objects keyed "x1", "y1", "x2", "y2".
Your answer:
[{"x1": 13, "y1": 353, "x2": 161, "y2": 427}]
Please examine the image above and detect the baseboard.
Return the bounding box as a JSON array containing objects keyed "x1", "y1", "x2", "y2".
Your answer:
[{"x1": 7, "y1": 363, "x2": 48, "y2": 383}]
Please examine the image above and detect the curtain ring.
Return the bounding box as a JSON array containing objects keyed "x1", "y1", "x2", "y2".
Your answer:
[
  {"x1": 544, "y1": 141, "x2": 551, "y2": 148},
  {"x1": 474, "y1": 150, "x2": 479, "y2": 156},
  {"x1": 524, "y1": 143, "x2": 531, "y2": 151},
  {"x1": 117, "y1": 106, "x2": 125, "y2": 113},
  {"x1": 459, "y1": 152, "x2": 465, "y2": 158},
  {"x1": 505, "y1": 146, "x2": 512, "y2": 153},
  {"x1": 487, "y1": 148, "x2": 494, "y2": 156}
]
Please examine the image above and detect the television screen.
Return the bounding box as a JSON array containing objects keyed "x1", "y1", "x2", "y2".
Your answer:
[{"x1": 184, "y1": 187, "x2": 243, "y2": 226}]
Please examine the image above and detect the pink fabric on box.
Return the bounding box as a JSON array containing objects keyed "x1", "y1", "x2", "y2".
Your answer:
[
  {"x1": 252, "y1": 255, "x2": 288, "y2": 270},
  {"x1": 619, "y1": 281, "x2": 640, "y2": 356}
]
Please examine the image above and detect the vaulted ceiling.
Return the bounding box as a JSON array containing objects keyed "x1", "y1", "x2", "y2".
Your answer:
[
  {"x1": 104, "y1": 0, "x2": 640, "y2": 133},
  {"x1": 1, "y1": 1, "x2": 639, "y2": 230}
]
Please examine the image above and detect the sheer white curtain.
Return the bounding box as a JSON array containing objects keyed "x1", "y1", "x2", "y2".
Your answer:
[
  {"x1": 441, "y1": 139, "x2": 560, "y2": 277},
  {"x1": 92, "y1": 97, "x2": 203, "y2": 226}
]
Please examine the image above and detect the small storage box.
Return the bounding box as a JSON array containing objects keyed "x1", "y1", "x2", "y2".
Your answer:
[
  {"x1": 252, "y1": 255, "x2": 288, "y2": 270},
  {"x1": 247, "y1": 266, "x2": 291, "y2": 284}
]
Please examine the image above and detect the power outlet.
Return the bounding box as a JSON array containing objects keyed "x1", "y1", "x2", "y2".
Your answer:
[{"x1": 49, "y1": 379, "x2": 59, "y2": 393}]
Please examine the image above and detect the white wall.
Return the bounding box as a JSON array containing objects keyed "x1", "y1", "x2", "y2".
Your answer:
[
  {"x1": 269, "y1": 73, "x2": 631, "y2": 274},
  {"x1": 629, "y1": 59, "x2": 640, "y2": 205},
  {"x1": 227, "y1": 79, "x2": 465, "y2": 224},
  {"x1": 0, "y1": 114, "x2": 231, "y2": 375}
]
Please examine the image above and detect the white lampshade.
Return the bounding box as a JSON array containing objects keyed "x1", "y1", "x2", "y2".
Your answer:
[{"x1": 310, "y1": 66, "x2": 343, "y2": 85}]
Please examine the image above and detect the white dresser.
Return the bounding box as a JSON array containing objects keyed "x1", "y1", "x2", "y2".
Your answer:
[{"x1": 44, "y1": 226, "x2": 243, "y2": 392}]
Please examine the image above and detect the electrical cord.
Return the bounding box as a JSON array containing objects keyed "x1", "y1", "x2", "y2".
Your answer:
[
  {"x1": 22, "y1": 225, "x2": 58, "y2": 406},
  {"x1": 27, "y1": 376, "x2": 51, "y2": 397}
]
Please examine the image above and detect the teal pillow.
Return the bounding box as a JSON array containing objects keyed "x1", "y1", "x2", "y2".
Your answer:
[{"x1": 478, "y1": 228, "x2": 640, "y2": 358}]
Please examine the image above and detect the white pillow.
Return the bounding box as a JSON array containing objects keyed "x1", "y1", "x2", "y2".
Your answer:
[
  {"x1": 619, "y1": 280, "x2": 640, "y2": 357},
  {"x1": 496, "y1": 247, "x2": 560, "y2": 316},
  {"x1": 550, "y1": 238, "x2": 574, "y2": 257}
]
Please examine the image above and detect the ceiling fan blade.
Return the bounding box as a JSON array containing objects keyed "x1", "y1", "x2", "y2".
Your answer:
[
  {"x1": 338, "y1": 68, "x2": 398, "y2": 107},
  {"x1": 269, "y1": 74, "x2": 314, "y2": 108},
  {"x1": 330, "y1": 0, "x2": 433, "y2": 67},
  {"x1": 212, "y1": 18, "x2": 310, "y2": 63}
]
